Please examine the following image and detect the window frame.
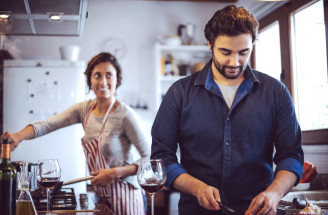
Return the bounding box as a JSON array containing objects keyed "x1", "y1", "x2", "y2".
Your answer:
[{"x1": 254, "y1": 0, "x2": 328, "y2": 145}]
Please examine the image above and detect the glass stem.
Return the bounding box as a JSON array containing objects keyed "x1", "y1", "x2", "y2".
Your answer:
[
  {"x1": 150, "y1": 193, "x2": 155, "y2": 215},
  {"x1": 46, "y1": 188, "x2": 51, "y2": 214}
]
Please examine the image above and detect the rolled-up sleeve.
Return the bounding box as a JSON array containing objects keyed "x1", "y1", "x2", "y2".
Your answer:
[
  {"x1": 151, "y1": 84, "x2": 186, "y2": 189},
  {"x1": 273, "y1": 84, "x2": 304, "y2": 184}
]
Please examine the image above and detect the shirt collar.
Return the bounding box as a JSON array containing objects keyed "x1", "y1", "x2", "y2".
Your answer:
[{"x1": 194, "y1": 60, "x2": 260, "y2": 90}]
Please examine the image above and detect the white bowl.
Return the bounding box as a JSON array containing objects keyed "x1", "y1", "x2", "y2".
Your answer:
[
  {"x1": 163, "y1": 35, "x2": 181, "y2": 46},
  {"x1": 59, "y1": 45, "x2": 81, "y2": 61},
  {"x1": 291, "y1": 182, "x2": 310, "y2": 191}
]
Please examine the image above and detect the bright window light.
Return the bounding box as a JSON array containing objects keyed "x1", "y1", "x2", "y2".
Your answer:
[{"x1": 291, "y1": 0, "x2": 328, "y2": 130}]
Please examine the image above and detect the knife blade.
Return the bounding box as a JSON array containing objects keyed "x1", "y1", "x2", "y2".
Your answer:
[{"x1": 217, "y1": 201, "x2": 235, "y2": 213}]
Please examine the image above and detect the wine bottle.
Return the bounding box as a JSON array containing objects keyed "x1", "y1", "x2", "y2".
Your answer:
[{"x1": 0, "y1": 139, "x2": 17, "y2": 215}]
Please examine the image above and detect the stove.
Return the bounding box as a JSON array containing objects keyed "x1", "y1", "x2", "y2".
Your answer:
[{"x1": 32, "y1": 188, "x2": 77, "y2": 211}]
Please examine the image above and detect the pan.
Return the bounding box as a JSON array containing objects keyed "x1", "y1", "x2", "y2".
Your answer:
[{"x1": 52, "y1": 176, "x2": 94, "y2": 193}]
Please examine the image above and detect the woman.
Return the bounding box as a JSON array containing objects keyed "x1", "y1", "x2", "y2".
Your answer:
[{"x1": 1, "y1": 52, "x2": 150, "y2": 215}]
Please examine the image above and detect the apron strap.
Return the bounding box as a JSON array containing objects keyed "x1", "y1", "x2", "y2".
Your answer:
[
  {"x1": 84, "y1": 98, "x2": 116, "y2": 136},
  {"x1": 99, "y1": 98, "x2": 116, "y2": 136}
]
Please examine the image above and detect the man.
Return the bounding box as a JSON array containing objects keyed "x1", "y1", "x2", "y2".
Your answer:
[{"x1": 151, "y1": 5, "x2": 304, "y2": 215}]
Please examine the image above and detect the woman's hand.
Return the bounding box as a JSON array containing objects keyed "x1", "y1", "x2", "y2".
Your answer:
[
  {"x1": 1, "y1": 125, "x2": 35, "y2": 151},
  {"x1": 1, "y1": 131, "x2": 23, "y2": 151},
  {"x1": 91, "y1": 168, "x2": 119, "y2": 186}
]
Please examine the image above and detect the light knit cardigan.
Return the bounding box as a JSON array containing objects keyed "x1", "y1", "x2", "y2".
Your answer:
[{"x1": 31, "y1": 99, "x2": 151, "y2": 188}]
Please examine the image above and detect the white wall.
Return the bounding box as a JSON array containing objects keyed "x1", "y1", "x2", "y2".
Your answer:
[{"x1": 5, "y1": 0, "x2": 228, "y2": 112}]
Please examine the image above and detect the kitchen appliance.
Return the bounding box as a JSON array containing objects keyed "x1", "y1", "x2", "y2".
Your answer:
[
  {"x1": 32, "y1": 188, "x2": 77, "y2": 211},
  {"x1": 3, "y1": 59, "x2": 88, "y2": 193},
  {"x1": 178, "y1": 23, "x2": 195, "y2": 45}
]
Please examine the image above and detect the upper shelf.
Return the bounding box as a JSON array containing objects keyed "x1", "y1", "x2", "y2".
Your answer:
[{"x1": 155, "y1": 43, "x2": 210, "y2": 52}]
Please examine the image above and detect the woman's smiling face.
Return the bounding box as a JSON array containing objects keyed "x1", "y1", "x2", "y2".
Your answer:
[{"x1": 91, "y1": 62, "x2": 117, "y2": 100}]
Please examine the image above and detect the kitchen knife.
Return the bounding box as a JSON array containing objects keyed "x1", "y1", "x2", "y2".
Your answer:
[
  {"x1": 63, "y1": 176, "x2": 94, "y2": 186},
  {"x1": 217, "y1": 201, "x2": 235, "y2": 213}
]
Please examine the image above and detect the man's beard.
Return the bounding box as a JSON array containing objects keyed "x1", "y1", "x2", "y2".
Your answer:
[{"x1": 212, "y1": 54, "x2": 247, "y2": 80}]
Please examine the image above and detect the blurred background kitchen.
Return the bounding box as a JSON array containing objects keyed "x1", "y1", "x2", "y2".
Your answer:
[{"x1": 0, "y1": 0, "x2": 327, "y2": 214}]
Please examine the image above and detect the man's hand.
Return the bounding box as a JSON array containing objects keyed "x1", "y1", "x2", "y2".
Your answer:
[
  {"x1": 246, "y1": 170, "x2": 297, "y2": 215},
  {"x1": 246, "y1": 189, "x2": 281, "y2": 215},
  {"x1": 196, "y1": 184, "x2": 221, "y2": 210},
  {"x1": 173, "y1": 173, "x2": 221, "y2": 211}
]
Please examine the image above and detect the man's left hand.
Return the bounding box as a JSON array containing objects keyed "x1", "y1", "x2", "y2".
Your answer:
[
  {"x1": 246, "y1": 170, "x2": 298, "y2": 215},
  {"x1": 246, "y1": 189, "x2": 281, "y2": 215}
]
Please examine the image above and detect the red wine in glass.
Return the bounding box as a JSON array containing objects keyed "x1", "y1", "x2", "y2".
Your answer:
[
  {"x1": 38, "y1": 177, "x2": 60, "y2": 189},
  {"x1": 37, "y1": 159, "x2": 61, "y2": 215},
  {"x1": 140, "y1": 183, "x2": 164, "y2": 193},
  {"x1": 137, "y1": 159, "x2": 167, "y2": 215}
]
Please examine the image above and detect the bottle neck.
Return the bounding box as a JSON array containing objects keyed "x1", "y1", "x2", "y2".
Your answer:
[{"x1": 1, "y1": 144, "x2": 11, "y2": 161}]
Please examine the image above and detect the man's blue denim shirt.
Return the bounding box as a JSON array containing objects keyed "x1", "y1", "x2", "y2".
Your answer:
[{"x1": 151, "y1": 61, "x2": 304, "y2": 214}]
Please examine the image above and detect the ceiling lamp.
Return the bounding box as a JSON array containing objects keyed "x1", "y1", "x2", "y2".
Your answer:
[
  {"x1": 0, "y1": 14, "x2": 10, "y2": 19},
  {"x1": 49, "y1": 14, "x2": 62, "y2": 21}
]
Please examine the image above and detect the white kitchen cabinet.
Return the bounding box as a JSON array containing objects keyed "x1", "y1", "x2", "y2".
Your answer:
[{"x1": 153, "y1": 43, "x2": 211, "y2": 109}]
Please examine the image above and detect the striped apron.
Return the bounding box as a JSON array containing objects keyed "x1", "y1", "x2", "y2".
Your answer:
[{"x1": 81, "y1": 100, "x2": 145, "y2": 215}]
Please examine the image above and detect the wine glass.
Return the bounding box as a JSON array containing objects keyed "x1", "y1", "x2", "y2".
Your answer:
[
  {"x1": 137, "y1": 159, "x2": 167, "y2": 215},
  {"x1": 37, "y1": 159, "x2": 61, "y2": 215}
]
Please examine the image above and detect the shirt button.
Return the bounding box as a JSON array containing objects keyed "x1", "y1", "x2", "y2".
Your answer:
[{"x1": 225, "y1": 142, "x2": 230, "y2": 146}]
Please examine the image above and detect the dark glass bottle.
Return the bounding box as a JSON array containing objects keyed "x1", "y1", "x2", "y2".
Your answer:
[{"x1": 0, "y1": 139, "x2": 17, "y2": 215}]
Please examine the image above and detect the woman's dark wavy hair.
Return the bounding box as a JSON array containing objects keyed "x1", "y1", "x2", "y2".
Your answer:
[
  {"x1": 204, "y1": 5, "x2": 259, "y2": 47},
  {"x1": 84, "y1": 52, "x2": 122, "y2": 90}
]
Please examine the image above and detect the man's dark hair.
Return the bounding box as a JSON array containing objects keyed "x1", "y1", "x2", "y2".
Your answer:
[
  {"x1": 84, "y1": 52, "x2": 122, "y2": 90},
  {"x1": 204, "y1": 5, "x2": 259, "y2": 47}
]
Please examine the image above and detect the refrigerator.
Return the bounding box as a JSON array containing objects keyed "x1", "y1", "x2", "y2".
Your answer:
[{"x1": 3, "y1": 59, "x2": 88, "y2": 192}]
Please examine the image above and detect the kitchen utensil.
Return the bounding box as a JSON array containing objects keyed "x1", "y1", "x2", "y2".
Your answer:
[
  {"x1": 293, "y1": 197, "x2": 306, "y2": 209},
  {"x1": 217, "y1": 201, "x2": 235, "y2": 213},
  {"x1": 51, "y1": 176, "x2": 94, "y2": 194},
  {"x1": 63, "y1": 176, "x2": 94, "y2": 186},
  {"x1": 280, "y1": 190, "x2": 328, "y2": 207},
  {"x1": 28, "y1": 163, "x2": 39, "y2": 190}
]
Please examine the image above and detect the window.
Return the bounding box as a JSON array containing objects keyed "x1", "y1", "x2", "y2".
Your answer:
[
  {"x1": 291, "y1": 0, "x2": 328, "y2": 131},
  {"x1": 257, "y1": 0, "x2": 328, "y2": 144},
  {"x1": 255, "y1": 21, "x2": 282, "y2": 81}
]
